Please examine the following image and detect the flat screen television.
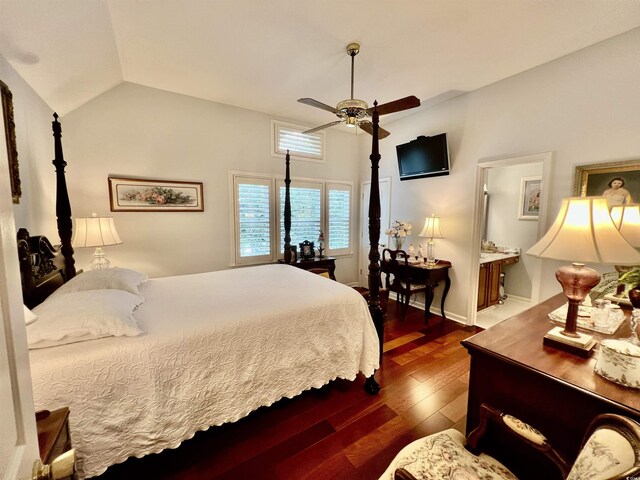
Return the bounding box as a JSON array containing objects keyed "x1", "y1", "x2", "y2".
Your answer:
[{"x1": 396, "y1": 133, "x2": 450, "y2": 181}]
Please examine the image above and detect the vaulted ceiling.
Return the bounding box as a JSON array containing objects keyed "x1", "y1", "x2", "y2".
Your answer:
[{"x1": 1, "y1": 1, "x2": 639, "y2": 130}]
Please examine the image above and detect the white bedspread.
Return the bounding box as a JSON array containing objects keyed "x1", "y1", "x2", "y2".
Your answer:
[{"x1": 29, "y1": 264, "x2": 379, "y2": 478}]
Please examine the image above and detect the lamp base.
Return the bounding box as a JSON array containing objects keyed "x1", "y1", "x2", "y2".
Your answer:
[
  {"x1": 90, "y1": 247, "x2": 111, "y2": 270},
  {"x1": 543, "y1": 326, "x2": 596, "y2": 358}
]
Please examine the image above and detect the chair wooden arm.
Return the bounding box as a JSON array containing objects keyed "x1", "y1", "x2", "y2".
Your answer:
[{"x1": 466, "y1": 403, "x2": 571, "y2": 477}]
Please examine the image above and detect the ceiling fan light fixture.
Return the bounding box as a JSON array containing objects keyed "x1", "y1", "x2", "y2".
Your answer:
[{"x1": 346, "y1": 116, "x2": 357, "y2": 127}]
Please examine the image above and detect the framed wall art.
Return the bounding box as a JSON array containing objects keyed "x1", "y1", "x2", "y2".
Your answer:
[
  {"x1": 518, "y1": 176, "x2": 541, "y2": 220},
  {"x1": 108, "y1": 177, "x2": 204, "y2": 212},
  {"x1": 574, "y1": 159, "x2": 640, "y2": 207},
  {"x1": 1, "y1": 80, "x2": 20, "y2": 203}
]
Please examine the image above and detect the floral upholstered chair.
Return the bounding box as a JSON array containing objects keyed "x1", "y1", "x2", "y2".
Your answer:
[{"x1": 379, "y1": 404, "x2": 640, "y2": 480}]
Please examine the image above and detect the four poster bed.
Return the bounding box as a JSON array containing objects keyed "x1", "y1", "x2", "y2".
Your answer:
[{"x1": 20, "y1": 102, "x2": 406, "y2": 478}]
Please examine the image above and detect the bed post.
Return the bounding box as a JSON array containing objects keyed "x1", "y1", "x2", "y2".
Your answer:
[
  {"x1": 283, "y1": 150, "x2": 292, "y2": 264},
  {"x1": 51, "y1": 113, "x2": 76, "y2": 280},
  {"x1": 365, "y1": 102, "x2": 383, "y2": 395}
]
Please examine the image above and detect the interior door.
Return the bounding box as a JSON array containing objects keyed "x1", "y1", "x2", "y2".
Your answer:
[
  {"x1": 0, "y1": 95, "x2": 40, "y2": 479},
  {"x1": 359, "y1": 177, "x2": 391, "y2": 287}
]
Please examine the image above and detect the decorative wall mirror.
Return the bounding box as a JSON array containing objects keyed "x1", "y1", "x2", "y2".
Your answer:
[{"x1": 1, "y1": 80, "x2": 20, "y2": 204}]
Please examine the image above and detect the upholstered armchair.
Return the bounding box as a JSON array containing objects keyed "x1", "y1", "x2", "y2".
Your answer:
[{"x1": 379, "y1": 403, "x2": 640, "y2": 480}]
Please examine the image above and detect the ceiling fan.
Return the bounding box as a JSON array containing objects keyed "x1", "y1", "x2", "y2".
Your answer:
[{"x1": 298, "y1": 42, "x2": 420, "y2": 138}]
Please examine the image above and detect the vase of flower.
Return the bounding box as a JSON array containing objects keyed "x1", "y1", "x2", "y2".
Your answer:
[{"x1": 385, "y1": 220, "x2": 412, "y2": 252}]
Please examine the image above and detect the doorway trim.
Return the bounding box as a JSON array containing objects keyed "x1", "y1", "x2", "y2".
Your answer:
[{"x1": 466, "y1": 152, "x2": 553, "y2": 325}]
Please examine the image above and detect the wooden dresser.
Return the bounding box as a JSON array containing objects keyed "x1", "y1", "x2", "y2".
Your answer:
[{"x1": 462, "y1": 293, "x2": 640, "y2": 479}]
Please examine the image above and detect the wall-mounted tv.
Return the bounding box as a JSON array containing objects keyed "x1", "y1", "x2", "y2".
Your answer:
[{"x1": 396, "y1": 133, "x2": 450, "y2": 181}]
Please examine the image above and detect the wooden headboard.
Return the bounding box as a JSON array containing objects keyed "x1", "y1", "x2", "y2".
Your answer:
[
  {"x1": 18, "y1": 228, "x2": 69, "y2": 308},
  {"x1": 19, "y1": 113, "x2": 76, "y2": 308}
]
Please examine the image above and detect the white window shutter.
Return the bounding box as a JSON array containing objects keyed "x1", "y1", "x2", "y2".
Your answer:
[
  {"x1": 233, "y1": 175, "x2": 273, "y2": 265},
  {"x1": 327, "y1": 183, "x2": 352, "y2": 255},
  {"x1": 272, "y1": 120, "x2": 325, "y2": 162}
]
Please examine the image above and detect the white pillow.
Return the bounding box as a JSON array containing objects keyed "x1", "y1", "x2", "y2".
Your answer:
[
  {"x1": 28, "y1": 289, "x2": 143, "y2": 349},
  {"x1": 50, "y1": 268, "x2": 148, "y2": 299},
  {"x1": 23, "y1": 305, "x2": 38, "y2": 325}
]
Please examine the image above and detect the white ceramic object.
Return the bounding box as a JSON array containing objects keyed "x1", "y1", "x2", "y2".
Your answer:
[{"x1": 595, "y1": 339, "x2": 640, "y2": 389}]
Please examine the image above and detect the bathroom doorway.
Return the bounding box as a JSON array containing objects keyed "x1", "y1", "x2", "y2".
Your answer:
[{"x1": 467, "y1": 152, "x2": 553, "y2": 327}]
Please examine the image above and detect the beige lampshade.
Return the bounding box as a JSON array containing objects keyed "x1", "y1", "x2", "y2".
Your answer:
[
  {"x1": 610, "y1": 204, "x2": 640, "y2": 248},
  {"x1": 527, "y1": 197, "x2": 640, "y2": 265},
  {"x1": 418, "y1": 214, "x2": 444, "y2": 239},
  {"x1": 72, "y1": 214, "x2": 122, "y2": 248}
]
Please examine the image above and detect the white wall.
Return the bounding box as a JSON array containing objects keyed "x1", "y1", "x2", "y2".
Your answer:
[
  {"x1": 0, "y1": 56, "x2": 55, "y2": 232},
  {"x1": 359, "y1": 27, "x2": 640, "y2": 323},
  {"x1": 486, "y1": 162, "x2": 543, "y2": 298},
  {"x1": 58, "y1": 83, "x2": 361, "y2": 279}
]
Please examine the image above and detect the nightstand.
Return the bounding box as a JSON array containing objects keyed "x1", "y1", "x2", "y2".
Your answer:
[
  {"x1": 36, "y1": 407, "x2": 74, "y2": 479},
  {"x1": 279, "y1": 256, "x2": 337, "y2": 280}
]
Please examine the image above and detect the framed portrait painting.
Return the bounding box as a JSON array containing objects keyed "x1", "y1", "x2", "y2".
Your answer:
[
  {"x1": 108, "y1": 177, "x2": 204, "y2": 212},
  {"x1": 574, "y1": 159, "x2": 640, "y2": 207},
  {"x1": 518, "y1": 176, "x2": 541, "y2": 220}
]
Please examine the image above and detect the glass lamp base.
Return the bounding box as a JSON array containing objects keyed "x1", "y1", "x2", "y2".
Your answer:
[{"x1": 90, "y1": 247, "x2": 111, "y2": 270}]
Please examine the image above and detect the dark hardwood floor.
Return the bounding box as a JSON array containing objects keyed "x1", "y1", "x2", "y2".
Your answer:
[{"x1": 95, "y1": 300, "x2": 481, "y2": 480}]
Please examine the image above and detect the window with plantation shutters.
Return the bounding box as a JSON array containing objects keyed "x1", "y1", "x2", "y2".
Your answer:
[
  {"x1": 271, "y1": 120, "x2": 325, "y2": 162},
  {"x1": 233, "y1": 175, "x2": 273, "y2": 265},
  {"x1": 231, "y1": 172, "x2": 353, "y2": 266},
  {"x1": 277, "y1": 181, "x2": 322, "y2": 254},
  {"x1": 327, "y1": 183, "x2": 352, "y2": 255}
]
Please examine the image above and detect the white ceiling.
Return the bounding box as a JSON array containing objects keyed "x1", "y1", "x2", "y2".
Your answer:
[{"x1": 1, "y1": 0, "x2": 640, "y2": 132}]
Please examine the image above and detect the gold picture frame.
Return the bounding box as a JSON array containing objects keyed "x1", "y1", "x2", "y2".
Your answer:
[
  {"x1": 1, "y1": 80, "x2": 20, "y2": 203},
  {"x1": 108, "y1": 177, "x2": 204, "y2": 212},
  {"x1": 574, "y1": 159, "x2": 640, "y2": 206}
]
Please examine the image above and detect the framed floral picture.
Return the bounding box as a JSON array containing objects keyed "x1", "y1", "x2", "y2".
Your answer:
[
  {"x1": 108, "y1": 177, "x2": 204, "y2": 212},
  {"x1": 518, "y1": 176, "x2": 541, "y2": 220},
  {"x1": 574, "y1": 159, "x2": 640, "y2": 207}
]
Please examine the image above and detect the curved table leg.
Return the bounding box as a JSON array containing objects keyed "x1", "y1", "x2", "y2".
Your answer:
[
  {"x1": 424, "y1": 285, "x2": 435, "y2": 324},
  {"x1": 441, "y1": 274, "x2": 451, "y2": 322}
]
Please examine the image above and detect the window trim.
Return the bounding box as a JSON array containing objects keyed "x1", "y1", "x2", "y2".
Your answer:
[{"x1": 271, "y1": 120, "x2": 326, "y2": 163}]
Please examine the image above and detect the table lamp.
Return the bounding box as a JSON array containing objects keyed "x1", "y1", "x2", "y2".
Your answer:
[
  {"x1": 72, "y1": 213, "x2": 122, "y2": 269},
  {"x1": 418, "y1": 213, "x2": 444, "y2": 267},
  {"x1": 527, "y1": 197, "x2": 640, "y2": 356}
]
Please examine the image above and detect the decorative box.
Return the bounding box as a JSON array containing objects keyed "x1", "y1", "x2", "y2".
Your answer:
[{"x1": 594, "y1": 339, "x2": 640, "y2": 389}]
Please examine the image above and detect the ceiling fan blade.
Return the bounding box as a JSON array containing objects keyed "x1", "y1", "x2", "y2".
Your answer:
[
  {"x1": 367, "y1": 95, "x2": 421, "y2": 116},
  {"x1": 359, "y1": 121, "x2": 390, "y2": 139},
  {"x1": 303, "y1": 120, "x2": 344, "y2": 134},
  {"x1": 298, "y1": 98, "x2": 339, "y2": 114}
]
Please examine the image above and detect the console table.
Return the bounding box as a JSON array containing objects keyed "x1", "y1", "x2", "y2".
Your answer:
[
  {"x1": 405, "y1": 259, "x2": 451, "y2": 322},
  {"x1": 279, "y1": 256, "x2": 337, "y2": 280},
  {"x1": 462, "y1": 293, "x2": 640, "y2": 479}
]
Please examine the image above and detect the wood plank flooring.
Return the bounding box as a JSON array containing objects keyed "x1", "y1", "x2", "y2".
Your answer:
[{"x1": 95, "y1": 300, "x2": 481, "y2": 480}]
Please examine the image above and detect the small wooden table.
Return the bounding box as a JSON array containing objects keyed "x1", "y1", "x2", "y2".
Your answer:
[
  {"x1": 279, "y1": 256, "x2": 337, "y2": 280},
  {"x1": 462, "y1": 293, "x2": 640, "y2": 479},
  {"x1": 36, "y1": 407, "x2": 73, "y2": 478},
  {"x1": 405, "y1": 259, "x2": 452, "y2": 322}
]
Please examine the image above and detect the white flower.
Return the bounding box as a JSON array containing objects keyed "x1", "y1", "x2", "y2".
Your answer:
[{"x1": 387, "y1": 220, "x2": 412, "y2": 238}]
